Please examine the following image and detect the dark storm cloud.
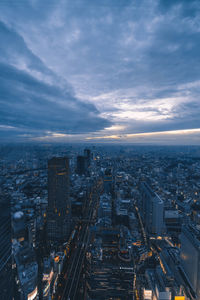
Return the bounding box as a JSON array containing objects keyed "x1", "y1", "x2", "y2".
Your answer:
[
  {"x1": 0, "y1": 62, "x2": 109, "y2": 133},
  {"x1": 0, "y1": 21, "x2": 110, "y2": 140}
]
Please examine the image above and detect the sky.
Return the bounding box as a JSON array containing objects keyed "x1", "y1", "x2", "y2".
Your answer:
[{"x1": 1, "y1": 0, "x2": 200, "y2": 144}]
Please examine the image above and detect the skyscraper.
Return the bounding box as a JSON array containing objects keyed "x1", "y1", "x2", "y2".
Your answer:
[
  {"x1": 77, "y1": 155, "x2": 86, "y2": 175},
  {"x1": 104, "y1": 168, "x2": 113, "y2": 194},
  {"x1": 47, "y1": 157, "x2": 71, "y2": 246},
  {"x1": 140, "y1": 182, "x2": 164, "y2": 236},
  {"x1": 84, "y1": 148, "x2": 91, "y2": 168},
  {"x1": 0, "y1": 195, "x2": 13, "y2": 299}
]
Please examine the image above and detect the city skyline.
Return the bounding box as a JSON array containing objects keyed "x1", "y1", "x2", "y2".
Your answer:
[
  {"x1": 1, "y1": 0, "x2": 200, "y2": 144},
  {"x1": 7, "y1": 143, "x2": 200, "y2": 299}
]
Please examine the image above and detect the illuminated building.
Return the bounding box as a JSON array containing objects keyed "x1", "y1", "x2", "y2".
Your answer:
[
  {"x1": 14, "y1": 243, "x2": 38, "y2": 300},
  {"x1": 12, "y1": 211, "x2": 26, "y2": 243},
  {"x1": 53, "y1": 252, "x2": 65, "y2": 274},
  {"x1": 47, "y1": 157, "x2": 71, "y2": 245},
  {"x1": 145, "y1": 268, "x2": 172, "y2": 300},
  {"x1": 42, "y1": 257, "x2": 54, "y2": 299}
]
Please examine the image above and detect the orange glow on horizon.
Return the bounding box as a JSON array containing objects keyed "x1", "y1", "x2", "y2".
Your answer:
[{"x1": 86, "y1": 128, "x2": 200, "y2": 140}]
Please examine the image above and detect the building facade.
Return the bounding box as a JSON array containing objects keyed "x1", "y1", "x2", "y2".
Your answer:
[
  {"x1": 77, "y1": 155, "x2": 86, "y2": 175},
  {"x1": 84, "y1": 148, "x2": 91, "y2": 168},
  {"x1": 0, "y1": 195, "x2": 13, "y2": 300},
  {"x1": 180, "y1": 224, "x2": 200, "y2": 298},
  {"x1": 140, "y1": 182, "x2": 164, "y2": 236},
  {"x1": 47, "y1": 157, "x2": 71, "y2": 246}
]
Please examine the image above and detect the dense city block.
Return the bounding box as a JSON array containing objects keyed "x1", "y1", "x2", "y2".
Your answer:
[{"x1": 1, "y1": 144, "x2": 200, "y2": 299}]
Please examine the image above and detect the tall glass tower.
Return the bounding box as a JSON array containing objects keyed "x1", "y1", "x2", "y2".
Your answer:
[{"x1": 47, "y1": 157, "x2": 71, "y2": 246}]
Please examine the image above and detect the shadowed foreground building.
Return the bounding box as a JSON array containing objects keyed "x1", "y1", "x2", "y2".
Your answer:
[
  {"x1": 0, "y1": 195, "x2": 13, "y2": 299},
  {"x1": 180, "y1": 224, "x2": 200, "y2": 299},
  {"x1": 47, "y1": 157, "x2": 71, "y2": 246}
]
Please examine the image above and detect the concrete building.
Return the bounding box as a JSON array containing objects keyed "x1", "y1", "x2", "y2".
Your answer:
[
  {"x1": 164, "y1": 210, "x2": 182, "y2": 237},
  {"x1": 84, "y1": 148, "x2": 91, "y2": 168},
  {"x1": 14, "y1": 243, "x2": 38, "y2": 300},
  {"x1": 140, "y1": 182, "x2": 164, "y2": 236},
  {"x1": 47, "y1": 157, "x2": 71, "y2": 246},
  {"x1": 77, "y1": 155, "x2": 86, "y2": 175},
  {"x1": 180, "y1": 224, "x2": 200, "y2": 298},
  {"x1": 103, "y1": 168, "x2": 113, "y2": 194},
  {"x1": 42, "y1": 257, "x2": 54, "y2": 300},
  {"x1": 0, "y1": 195, "x2": 13, "y2": 300},
  {"x1": 12, "y1": 211, "x2": 27, "y2": 243}
]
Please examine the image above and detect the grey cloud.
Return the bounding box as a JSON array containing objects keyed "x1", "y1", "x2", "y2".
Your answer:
[
  {"x1": 0, "y1": 62, "x2": 110, "y2": 133},
  {"x1": 0, "y1": 21, "x2": 110, "y2": 140},
  {"x1": 159, "y1": 0, "x2": 200, "y2": 17}
]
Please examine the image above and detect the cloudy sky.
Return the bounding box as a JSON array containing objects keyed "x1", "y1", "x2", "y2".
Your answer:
[{"x1": 1, "y1": 0, "x2": 200, "y2": 144}]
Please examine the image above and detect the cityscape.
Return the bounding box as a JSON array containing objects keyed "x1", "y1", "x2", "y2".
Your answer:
[
  {"x1": 1, "y1": 0, "x2": 200, "y2": 299},
  {"x1": 1, "y1": 144, "x2": 200, "y2": 299}
]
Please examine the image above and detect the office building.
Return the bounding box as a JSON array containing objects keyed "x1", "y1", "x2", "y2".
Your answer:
[
  {"x1": 77, "y1": 155, "x2": 86, "y2": 175},
  {"x1": 12, "y1": 210, "x2": 27, "y2": 243},
  {"x1": 140, "y1": 182, "x2": 164, "y2": 236},
  {"x1": 180, "y1": 224, "x2": 200, "y2": 298},
  {"x1": 0, "y1": 195, "x2": 13, "y2": 300},
  {"x1": 104, "y1": 168, "x2": 113, "y2": 194},
  {"x1": 84, "y1": 148, "x2": 91, "y2": 167},
  {"x1": 42, "y1": 257, "x2": 54, "y2": 299},
  {"x1": 47, "y1": 157, "x2": 71, "y2": 245},
  {"x1": 14, "y1": 243, "x2": 38, "y2": 300},
  {"x1": 164, "y1": 210, "x2": 182, "y2": 237}
]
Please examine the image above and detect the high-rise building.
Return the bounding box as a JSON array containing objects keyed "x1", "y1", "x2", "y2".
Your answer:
[
  {"x1": 14, "y1": 243, "x2": 38, "y2": 300},
  {"x1": 42, "y1": 257, "x2": 54, "y2": 299},
  {"x1": 180, "y1": 224, "x2": 200, "y2": 298},
  {"x1": 84, "y1": 148, "x2": 91, "y2": 168},
  {"x1": 47, "y1": 157, "x2": 71, "y2": 246},
  {"x1": 0, "y1": 195, "x2": 13, "y2": 300},
  {"x1": 140, "y1": 182, "x2": 164, "y2": 236},
  {"x1": 77, "y1": 155, "x2": 86, "y2": 175},
  {"x1": 12, "y1": 210, "x2": 27, "y2": 243},
  {"x1": 104, "y1": 168, "x2": 113, "y2": 194}
]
